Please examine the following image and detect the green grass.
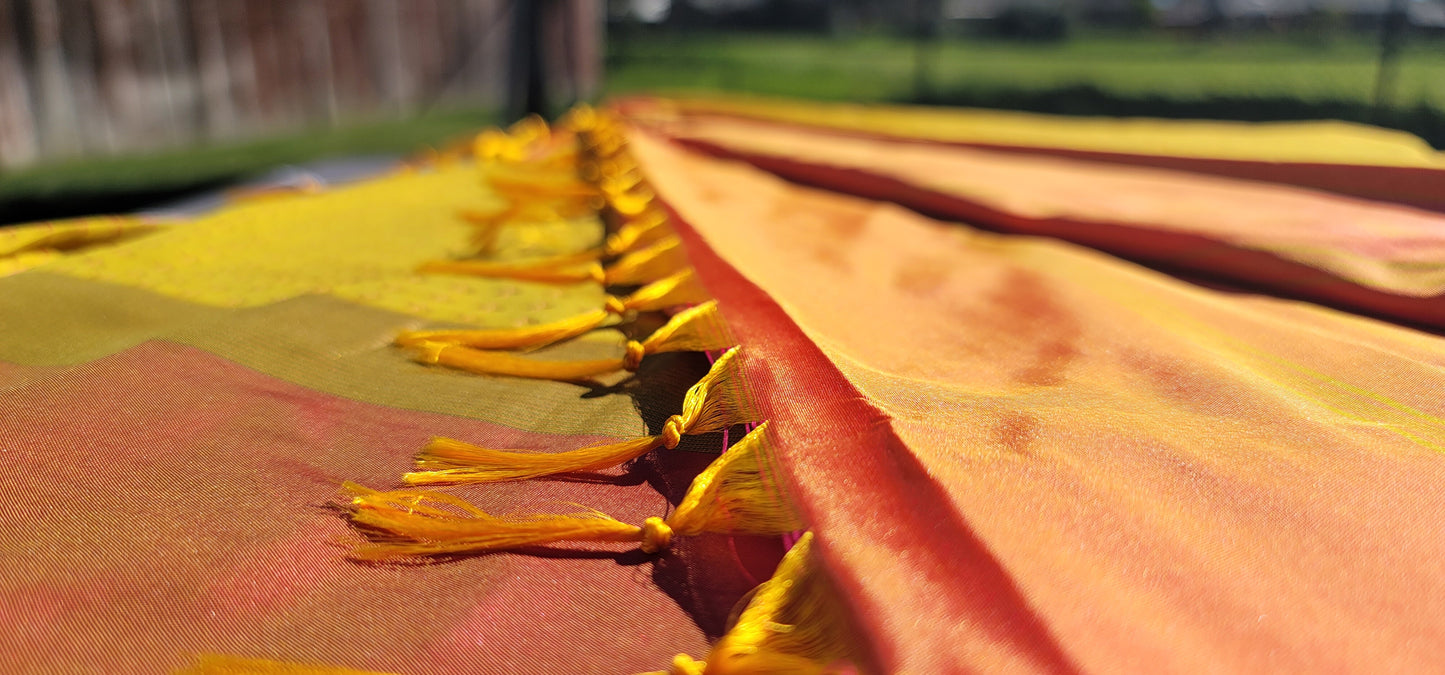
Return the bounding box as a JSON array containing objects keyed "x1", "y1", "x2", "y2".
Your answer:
[
  {"x1": 605, "y1": 31, "x2": 1445, "y2": 144},
  {"x1": 0, "y1": 107, "x2": 495, "y2": 225},
  {"x1": 7, "y1": 31, "x2": 1445, "y2": 222}
]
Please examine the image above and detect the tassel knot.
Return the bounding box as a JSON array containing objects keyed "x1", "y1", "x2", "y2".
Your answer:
[
  {"x1": 668, "y1": 655, "x2": 706, "y2": 675},
  {"x1": 641, "y1": 516, "x2": 674, "y2": 553},
  {"x1": 623, "y1": 341, "x2": 647, "y2": 372},
  {"x1": 416, "y1": 341, "x2": 447, "y2": 365},
  {"x1": 661, "y1": 414, "x2": 687, "y2": 449}
]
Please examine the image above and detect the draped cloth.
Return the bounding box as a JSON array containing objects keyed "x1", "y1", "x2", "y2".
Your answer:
[
  {"x1": 628, "y1": 126, "x2": 1445, "y2": 672},
  {"x1": 4, "y1": 98, "x2": 1445, "y2": 673}
]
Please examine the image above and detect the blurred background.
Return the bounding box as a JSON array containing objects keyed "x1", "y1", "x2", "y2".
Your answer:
[{"x1": 2, "y1": 0, "x2": 1442, "y2": 224}]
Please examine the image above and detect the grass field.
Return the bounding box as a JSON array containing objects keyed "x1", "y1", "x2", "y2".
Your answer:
[
  {"x1": 606, "y1": 31, "x2": 1445, "y2": 144},
  {"x1": 5, "y1": 30, "x2": 1443, "y2": 223},
  {"x1": 609, "y1": 32, "x2": 1445, "y2": 104},
  {"x1": 0, "y1": 108, "x2": 495, "y2": 225}
]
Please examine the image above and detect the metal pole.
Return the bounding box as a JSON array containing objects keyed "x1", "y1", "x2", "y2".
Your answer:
[{"x1": 1373, "y1": 0, "x2": 1408, "y2": 118}]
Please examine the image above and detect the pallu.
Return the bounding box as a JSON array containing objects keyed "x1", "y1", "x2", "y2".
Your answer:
[{"x1": 2, "y1": 100, "x2": 1444, "y2": 675}]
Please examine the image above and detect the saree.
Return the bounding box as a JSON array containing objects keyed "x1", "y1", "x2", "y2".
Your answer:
[{"x1": 2, "y1": 99, "x2": 1443, "y2": 674}]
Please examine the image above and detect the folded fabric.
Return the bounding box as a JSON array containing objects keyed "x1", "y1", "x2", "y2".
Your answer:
[
  {"x1": 641, "y1": 109, "x2": 1445, "y2": 331},
  {"x1": 638, "y1": 95, "x2": 1445, "y2": 213},
  {"x1": 629, "y1": 125, "x2": 1445, "y2": 673}
]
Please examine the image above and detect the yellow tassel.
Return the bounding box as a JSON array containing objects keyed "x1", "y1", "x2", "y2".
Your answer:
[
  {"x1": 394, "y1": 272, "x2": 711, "y2": 352},
  {"x1": 417, "y1": 259, "x2": 603, "y2": 285},
  {"x1": 472, "y1": 128, "x2": 525, "y2": 163},
  {"x1": 405, "y1": 301, "x2": 733, "y2": 381},
  {"x1": 609, "y1": 187, "x2": 657, "y2": 217},
  {"x1": 485, "y1": 169, "x2": 599, "y2": 202},
  {"x1": 417, "y1": 247, "x2": 602, "y2": 282},
  {"x1": 605, "y1": 236, "x2": 688, "y2": 287},
  {"x1": 506, "y1": 114, "x2": 551, "y2": 144},
  {"x1": 604, "y1": 210, "x2": 673, "y2": 257},
  {"x1": 649, "y1": 532, "x2": 870, "y2": 675},
  {"x1": 622, "y1": 270, "x2": 712, "y2": 313},
  {"x1": 472, "y1": 116, "x2": 557, "y2": 165},
  {"x1": 636, "y1": 300, "x2": 734, "y2": 355},
  {"x1": 458, "y1": 199, "x2": 596, "y2": 255},
  {"x1": 347, "y1": 423, "x2": 796, "y2": 561},
  {"x1": 560, "y1": 103, "x2": 599, "y2": 132},
  {"x1": 405, "y1": 344, "x2": 751, "y2": 484},
  {"x1": 395, "y1": 309, "x2": 614, "y2": 351},
  {"x1": 412, "y1": 340, "x2": 619, "y2": 380},
  {"x1": 175, "y1": 654, "x2": 401, "y2": 675}
]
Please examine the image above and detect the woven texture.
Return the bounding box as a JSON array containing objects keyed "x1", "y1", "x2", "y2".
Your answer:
[
  {"x1": 629, "y1": 126, "x2": 1445, "y2": 673},
  {"x1": 6, "y1": 98, "x2": 1445, "y2": 674}
]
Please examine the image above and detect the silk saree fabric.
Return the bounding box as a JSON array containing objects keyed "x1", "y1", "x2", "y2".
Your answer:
[
  {"x1": 648, "y1": 95, "x2": 1445, "y2": 213},
  {"x1": 3, "y1": 99, "x2": 1445, "y2": 674}
]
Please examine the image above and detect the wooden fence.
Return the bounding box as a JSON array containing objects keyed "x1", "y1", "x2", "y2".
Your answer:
[{"x1": 0, "y1": 0, "x2": 601, "y2": 168}]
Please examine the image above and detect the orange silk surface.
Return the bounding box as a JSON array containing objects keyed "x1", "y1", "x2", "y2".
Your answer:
[
  {"x1": 641, "y1": 111, "x2": 1445, "y2": 331},
  {"x1": 627, "y1": 126, "x2": 1445, "y2": 673}
]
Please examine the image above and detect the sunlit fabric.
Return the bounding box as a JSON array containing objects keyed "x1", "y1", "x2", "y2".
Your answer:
[
  {"x1": 632, "y1": 107, "x2": 1445, "y2": 330},
  {"x1": 628, "y1": 125, "x2": 1445, "y2": 673},
  {"x1": 650, "y1": 96, "x2": 1445, "y2": 213},
  {"x1": 3, "y1": 99, "x2": 1445, "y2": 674}
]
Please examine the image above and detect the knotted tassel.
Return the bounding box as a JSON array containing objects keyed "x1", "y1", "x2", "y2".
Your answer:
[
  {"x1": 461, "y1": 201, "x2": 598, "y2": 255},
  {"x1": 347, "y1": 422, "x2": 797, "y2": 561},
  {"x1": 642, "y1": 532, "x2": 871, "y2": 675},
  {"x1": 621, "y1": 269, "x2": 711, "y2": 313},
  {"x1": 176, "y1": 654, "x2": 400, "y2": 675},
  {"x1": 604, "y1": 236, "x2": 688, "y2": 287},
  {"x1": 417, "y1": 247, "x2": 602, "y2": 283},
  {"x1": 418, "y1": 258, "x2": 603, "y2": 285},
  {"x1": 485, "y1": 168, "x2": 599, "y2": 203},
  {"x1": 393, "y1": 270, "x2": 709, "y2": 352},
  {"x1": 407, "y1": 302, "x2": 734, "y2": 382},
  {"x1": 604, "y1": 209, "x2": 672, "y2": 257},
  {"x1": 395, "y1": 308, "x2": 615, "y2": 351},
  {"x1": 406, "y1": 343, "x2": 750, "y2": 484},
  {"x1": 472, "y1": 115, "x2": 553, "y2": 164},
  {"x1": 446, "y1": 205, "x2": 668, "y2": 278},
  {"x1": 608, "y1": 186, "x2": 657, "y2": 218}
]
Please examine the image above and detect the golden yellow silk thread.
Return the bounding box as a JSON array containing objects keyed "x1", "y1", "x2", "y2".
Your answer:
[
  {"x1": 604, "y1": 236, "x2": 688, "y2": 287},
  {"x1": 175, "y1": 654, "x2": 401, "y2": 675},
  {"x1": 395, "y1": 308, "x2": 615, "y2": 351},
  {"x1": 416, "y1": 247, "x2": 602, "y2": 280},
  {"x1": 406, "y1": 342, "x2": 751, "y2": 484},
  {"x1": 347, "y1": 422, "x2": 797, "y2": 561},
  {"x1": 393, "y1": 270, "x2": 710, "y2": 352},
  {"x1": 407, "y1": 301, "x2": 733, "y2": 381},
  {"x1": 621, "y1": 269, "x2": 711, "y2": 312},
  {"x1": 642, "y1": 532, "x2": 869, "y2": 675},
  {"x1": 605, "y1": 210, "x2": 673, "y2": 256},
  {"x1": 417, "y1": 258, "x2": 604, "y2": 285}
]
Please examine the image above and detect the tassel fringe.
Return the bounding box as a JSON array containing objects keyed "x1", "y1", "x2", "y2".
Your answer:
[
  {"x1": 405, "y1": 302, "x2": 734, "y2": 381},
  {"x1": 404, "y1": 345, "x2": 753, "y2": 484},
  {"x1": 395, "y1": 309, "x2": 613, "y2": 351},
  {"x1": 318, "y1": 107, "x2": 829, "y2": 675},
  {"x1": 619, "y1": 269, "x2": 711, "y2": 313},
  {"x1": 643, "y1": 532, "x2": 869, "y2": 675},
  {"x1": 176, "y1": 654, "x2": 400, "y2": 675},
  {"x1": 417, "y1": 258, "x2": 603, "y2": 285},
  {"x1": 393, "y1": 272, "x2": 711, "y2": 354},
  {"x1": 604, "y1": 236, "x2": 688, "y2": 287},
  {"x1": 347, "y1": 424, "x2": 795, "y2": 561}
]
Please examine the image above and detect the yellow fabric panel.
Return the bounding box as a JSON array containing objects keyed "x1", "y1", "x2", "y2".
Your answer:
[
  {"x1": 0, "y1": 215, "x2": 163, "y2": 278},
  {"x1": 666, "y1": 95, "x2": 1445, "y2": 168},
  {"x1": 39, "y1": 164, "x2": 604, "y2": 327}
]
